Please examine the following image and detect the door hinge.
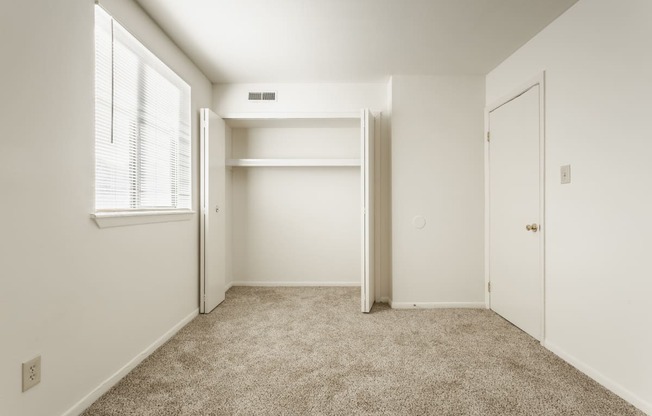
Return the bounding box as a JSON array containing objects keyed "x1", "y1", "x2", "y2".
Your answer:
[
  {"x1": 488, "y1": 282, "x2": 491, "y2": 292},
  {"x1": 486, "y1": 131, "x2": 490, "y2": 142}
]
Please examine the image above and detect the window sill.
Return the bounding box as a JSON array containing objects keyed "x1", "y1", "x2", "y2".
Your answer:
[{"x1": 91, "y1": 210, "x2": 195, "y2": 228}]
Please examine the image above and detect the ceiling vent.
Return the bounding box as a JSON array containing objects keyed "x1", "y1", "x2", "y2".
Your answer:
[{"x1": 248, "y1": 91, "x2": 277, "y2": 102}]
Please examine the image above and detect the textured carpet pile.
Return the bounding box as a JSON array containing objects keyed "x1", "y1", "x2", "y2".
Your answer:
[{"x1": 83, "y1": 287, "x2": 642, "y2": 415}]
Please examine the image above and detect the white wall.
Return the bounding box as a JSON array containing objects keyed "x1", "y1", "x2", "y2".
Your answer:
[
  {"x1": 486, "y1": 0, "x2": 652, "y2": 412},
  {"x1": 0, "y1": 1, "x2": 212, "y2": 415},
  {"x1": 391, "y1": 76, "x2": 485, "y2": 307},
  {"x1": 213, "y1": 83, "x2": 386, "y2": 115},
  {"x1": 230, "y1": 126, "x2": 361, "y2": 285},
  {"x1": 214, "y1": 83, "x2": 392, "y2": 298}
]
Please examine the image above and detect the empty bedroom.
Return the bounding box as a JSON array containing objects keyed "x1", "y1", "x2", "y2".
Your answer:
[{"x1": 1, "y1": 0, "x2": 650, "y2": 415}]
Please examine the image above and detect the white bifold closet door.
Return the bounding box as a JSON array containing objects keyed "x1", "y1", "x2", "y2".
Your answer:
[
  {"x1": 200, "y1": 109, "x2": 226, "y2": 314},
  {"x1": 361, "y1": 109, "x2": 375, "y2": 313}
]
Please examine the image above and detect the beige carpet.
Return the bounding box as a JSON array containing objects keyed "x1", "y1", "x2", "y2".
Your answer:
[{"x1": 83, "y1": 287, "x2": 642, "y2": 415}]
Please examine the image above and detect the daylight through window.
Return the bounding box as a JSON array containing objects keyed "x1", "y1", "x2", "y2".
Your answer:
[{"x1": 94, "y1": 6, "x2": 191, "y2": 212}]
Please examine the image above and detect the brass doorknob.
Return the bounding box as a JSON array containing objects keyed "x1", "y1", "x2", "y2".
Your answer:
[{"x1": 526, "y1": 223, "x2": 539, "y2": 232}]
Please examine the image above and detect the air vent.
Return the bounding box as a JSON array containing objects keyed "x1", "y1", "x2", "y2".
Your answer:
[{"x1": 248, "y1": 91, "x2": 277, "y2": 102}]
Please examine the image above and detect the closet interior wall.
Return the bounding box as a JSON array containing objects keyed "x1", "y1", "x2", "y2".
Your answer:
[{"x1": 227, "y1": 121, "x2": 362, "y2": 287}]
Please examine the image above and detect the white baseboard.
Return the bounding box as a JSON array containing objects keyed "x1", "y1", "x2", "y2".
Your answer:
[
  {"x1": 62, "y1": 309, "x2": 199, "y2": 416},
  {"x1": 378, "y1": 296, "x2": 391, "y2": 304},
  {"x1": 225, "y1": 281, "x2": 234, "y2": 291},
  {"x1": 543, "y1": 340, "x2": 651, "y2": 415},
  {"x1": 231, "y1": 281, "x2": 361, "y2": 287},
  {"x1": 391, "y1": 301, "x2": 486, "y2": 309}
]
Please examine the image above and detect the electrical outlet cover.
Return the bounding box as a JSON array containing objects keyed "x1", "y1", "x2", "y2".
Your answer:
[{"x1": 22, "y1": 356, "x2": 41, "y2": 392}]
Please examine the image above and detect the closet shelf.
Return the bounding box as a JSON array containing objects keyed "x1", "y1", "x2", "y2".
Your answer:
[
  {"x1": 223, "y1": 112, "x2": 361, "y2": 128},
  {"x1": 227, "y1": 158, "x2": 361, "y2": 167}
]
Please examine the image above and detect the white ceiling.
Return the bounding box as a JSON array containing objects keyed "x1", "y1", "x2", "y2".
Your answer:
[{"x1": 135, "y1": 0, "x2": 578, "y2": 84}]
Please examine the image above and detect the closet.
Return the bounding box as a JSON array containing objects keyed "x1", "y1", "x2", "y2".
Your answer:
[{"x1": 199, "y1": 110, "x2": 375, "y2": 313}]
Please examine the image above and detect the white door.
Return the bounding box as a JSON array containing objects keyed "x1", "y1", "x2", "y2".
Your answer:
[
  {"x1": 488, "y1": 85, "x2": 542, "y2": 340},
  {"x1": 200, "y1": 108, "x2": 226, "y2": 314},
  {"x1": 361, "y1": 109, "x2": 375, "y2": 313}
]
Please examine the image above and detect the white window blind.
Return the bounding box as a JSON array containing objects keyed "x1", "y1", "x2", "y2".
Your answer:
[{"x1": 94, "y1": 6, "x2": 191, "y2": 212}]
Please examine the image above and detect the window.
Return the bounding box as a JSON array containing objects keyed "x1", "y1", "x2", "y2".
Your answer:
[{"x1": 94, "y1": 6, "x2": 191, "y2": 213}]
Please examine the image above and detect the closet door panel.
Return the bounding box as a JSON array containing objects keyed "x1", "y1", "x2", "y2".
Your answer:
[
  {"x1": 361, "y1": 109, "x2": 375, "y2": 313},
  {"x1": 200, "y1": 108, "x2": 227, "y2": 313}
]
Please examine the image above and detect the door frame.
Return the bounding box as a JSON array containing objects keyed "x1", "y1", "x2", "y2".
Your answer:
[{"x1": 484, "y1": 72, "x2": 546, "y2": 342}]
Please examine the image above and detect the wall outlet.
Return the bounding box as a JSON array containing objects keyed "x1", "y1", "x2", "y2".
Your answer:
[
  {"x1": 22, "y1": 356, "x2": 41, "y2": 392},
  {"x1": 561, "y1": 165, "x2": 571, "y2": 184}
]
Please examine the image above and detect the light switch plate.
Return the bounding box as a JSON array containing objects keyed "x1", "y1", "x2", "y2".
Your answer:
[{"x1": 561, "y1": 165, "x2": 571, "y2": 184}]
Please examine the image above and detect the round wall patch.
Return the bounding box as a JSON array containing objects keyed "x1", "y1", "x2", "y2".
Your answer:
[{"x1": 412, "y1": 215, "x2": 426, "y2": 229}]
